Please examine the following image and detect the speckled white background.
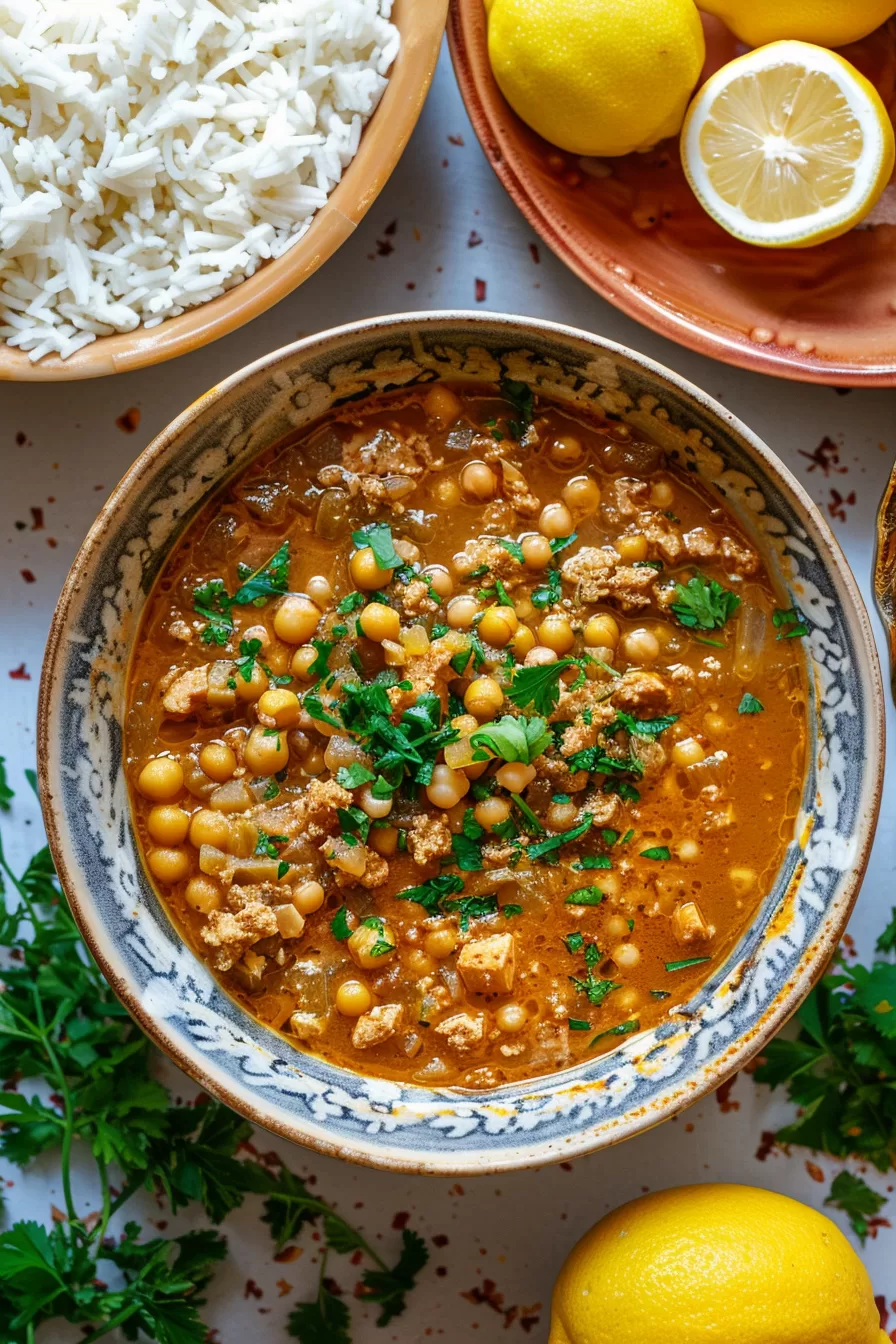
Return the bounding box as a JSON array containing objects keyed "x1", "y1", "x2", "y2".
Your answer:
[{"x1": 1, "y1": 44, "x2": 895, "y2": 1343}]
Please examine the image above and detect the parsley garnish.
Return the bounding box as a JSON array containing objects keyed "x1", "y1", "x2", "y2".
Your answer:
[
  {"x1": 308, "y1": 638, "x2": 334, "y2": 681},
  {"x1": 567, "y1": 745, "x2": 645, "y2": 778},
  {"x1": 570, "y1": 972, "x2": 619, "y2": 1007},
  {"x1": 528, "y1": 816, "x2": 592, "y2": 861},
  {"x1": 737, "y1": 692, "x2": 764, "y2": 714},
  {"x1": 640, "y1": 846, "x2": 671, "y2": 861},
  {"x1": 330, "y1": 907, "x2": 353, "y2": 940},
  {"x1": 506, "y1": 657, "x2": 588, "y2": 716},
  {"x1": 574, "y1": 855, "x2": 612, "y2": 870},
  {"x1": 773, "y1": 606, "x2": 810, "y2": 640},
  {"x1": 451, "y1": 831, "x2": 484, "y2": 872},
  {"x1": 494, "y1": 538, "x2": 524, "y2": 563},
  {"x1": 337, "y1": 590, "x2": 366, "y2": 614},
  {"x1": 336, "y1": 763, "x2": 376, "y2": 789},
  {"x1": 531, "y1": 566, "x2": 562, "y2": 610},
  {"x1": 500, "y1": 376, "x2": 535, "y2": 439},
  {"x1": 876, "y1": 907, "x2": 896, "y2": 954},
  {"x1": 568, "y1": 1018, "x2": 591, "y2": 1031},
  {"x1": 352, "y1": 522, "x2": 404, "y2": 570},
  {"x1": 610, "y1": 711, "x2": 679, "y2": 738},
  {"x1": 502, "y1": 904, "x2": 523, "y2": 919},
  {"x1": 263, "y1": 778, "x2": 280, "y2": 801},
  {"x1": 337, "y1": 805, "x2": 371, "y2": 845},
  {"x1": 396, "y1": 873, "x2": 465, "y2": 916},
  {"x1": 471, "y1": 715, "x2": 551, "y2": 765},
  {"x1": 589, "y1": 1019, "x2": 639, "y2": 1047},
  {"x1": 603, "y1": 779, "x2": 641, "y2": 803},
  {"x1": 564, "y1": 931, "x2": 584, "y2": 954},
  {"x1": 361, "y1": 916, "x2": 395, "y2": 958},
  {"x1": 193, "y1": 577, "x2": 233, "y2": 645},
  {"x1": 549, "y1": 533, "x2": 577, "y2": 556},
  {"x1": 565, "y1": 885, "x2": 604, "y2": 906},
  {"x1": 443, "y1": 894, "x2": 500, "y2": 931},
  {"x1": 233, "y1": 540, "x2": 291, "y2": 607},
  {"x1": 824, "y1": 1172, "x2": 887, "y2": 1245},
  {"x1": 670, "y1": 574, "x2": 741, "y2": 631},
  {"x1": 665, "y1": 956, "x2": 711, "y2": 972},
  {"x1": 255, "y1": 829, "x2": 287, "y2": 858}
]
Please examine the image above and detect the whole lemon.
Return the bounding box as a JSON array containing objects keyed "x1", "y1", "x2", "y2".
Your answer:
[
  {"x1": 486, "y1": 0, "x2": 706, "y2": 157},
  {"x1": 698, "y1": 0, "x2": 896, "y2": 48},
  {"x1": 549, "y1": 1184, "x2": 887, "y2": 1344}
]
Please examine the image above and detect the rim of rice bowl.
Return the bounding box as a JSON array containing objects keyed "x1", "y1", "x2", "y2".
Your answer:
[{"x1": 0, "y1": 0, "x2": 415, "y2": 372}]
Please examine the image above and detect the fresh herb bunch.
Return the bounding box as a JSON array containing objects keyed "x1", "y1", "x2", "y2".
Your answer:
[{"x1": 0, "y1": 761, "x2": 427, "y2": 1343}]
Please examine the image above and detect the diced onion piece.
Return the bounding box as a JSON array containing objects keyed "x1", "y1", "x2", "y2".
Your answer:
[
  {"x1": 444, "y1": 736, "x2": 477, "y2": 770},
  {"x1": 209, "y1": 779, "x2": 254, "y2": 813},
  {"x1": 325, "y1": 837, "x2": 367, "y2": 878},
  {"x1": 401, "y1": 624, "x2": 430, "y2": 656},
  {"x1": 315, "y1": 488, "x2": 352, "y2": 540},
  {"x1": 207, "y1": 661, "x2": 237, "y2": 709},
  {"x1": 382, "y1": 639, "x2": 407, "y2": 666},
  {"x1": 226, "y1": 816, "x2": 259, "y2": 858},
  {"x1": 685, "y1": 750, "x2": 731, "y2": 791},
  {"x1": 735, "y1": 602, "x2": 768, "y2": 682}
]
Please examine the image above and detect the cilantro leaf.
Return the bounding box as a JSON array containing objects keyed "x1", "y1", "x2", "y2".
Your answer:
[
  {"x1": 360, "y1": 1228, "x2": 429, "y2": 1327},
  {"x1": 330, "y1": 908, "x2": 353, "y2": 941},
  {"x1": 352, "y1": 522, "x2": 404, "y2": 570},
  {"x1": 233, "y1": 540, "x2": 291, "y2": 606},
  {"x1": 193, "y1": 578, "x2": 233, "y2": 646},
  {"x1": 500, "y1": 376, "x2": 535, "y2": 439},
  {"x1": 565, "y1": 885, "x2": 604, "y2": 906},
  {"x1": 738, "y1": 692, "x2": 764, "y2": 714},
  {"x1": 610, "y1": 710, "x2": 679, "y2": 738},
  {"x1": 568, "y1": 1018, "x2": 591, "y2": 1031},
  {"x1": 589, "y1": 1019, "x2": 639, "y2": 1047},
  {"x1": 335, "y1": 763, "x2": 375, "y2": 789},
  {"x1": 773, "y1": 606, "x2": 810, "y2": 640},
  {"x1": 506, "y1": 657, "x2": 586, "y2": 716},
  {"x1": 471, "y1": 715, "x2": 551, "y2": 765},
  {"x1": 528, "y1": 816, "x2": 592, "y2": 861},
  {"x1": 396, "y1": 874, "x2": 465, "y2": 916},
  {"x1": 549, "y1": 533, "x2": 577, "y2": 555},
  {"x1": 824, "y1": 1171, "x2": 887, "y2": 1245},
  {"x1": 640, "y1": 846, "x2": 671, "y2": 861},
  {"x1": 570, "y1": 973, "x2": 619, "y2": 1007},
  {"x1": 337, "y1": 590, "x2": 366, "y2": 615},
  {"x1": 531, "y1": 565, "x2": 562, "y2": 610},
  {"x1": 308, "y1": 638, "x2": 334, "y2": 681},
  {"x1": 442, "y1": 894, "x2": 500, "y2": 931},
  {"x1": 670, "y1": 575, "x2": 741, "y2": 631},
  {"x1": 876, "y1": 908, "x2": 896, "y2": 955},
  {"x1": 494, "y1": 538, "x2": 525, "y2": 563},
  {"x1": 567, "y1": 745, "x2": 645, "y2": 777},
  {"x1": 564, "y1": 932, "x2": 584, "y2": 954},
  {"x1": 288, "y1": 1284, "x2": 352, "y2": 1343},
  {"x1": 452, "y1": 832, "x2": 484, "y2": 872}
]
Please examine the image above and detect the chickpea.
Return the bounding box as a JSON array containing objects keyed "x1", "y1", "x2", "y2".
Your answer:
[
  {"x1": 426, "y1": 763, "x2": 470, "y2": 809},
  {"x1": 730, "y1": 866, "x2": 757, "y2": 896},
  {"x1": 303, "y1": 572, "x2": 333, "y2": 604},
  {"x1": 436, "y1": 477, "x2": 461, "y2": 508},
  {"x1": 621, "y1": 628, "x2": 660, "y2": 664},
  {"x1": 242, "y1": 624, "x2": 269, "y2": 649},
  {"x1": 672, "y1": 737, "x2": 706, "y2": 768},
  {"x1": 148, "y1": 847, "x2": 191, "y2": 883},
  {"x1": 137, "y1": 756, "x2": 183, "y2": 802},
  {"x1": 370, "y1": 825, "x2": 399, "y2": 857},
  {"x1": 359, "y1": 602, "x2": 400, "y2": 643},
  {"x1": 198, "y1": 741, "x2": 237, "y2": 783},
  {"x1": 549, "y1": 434, "x2": 584, "y2": 467},
  {"x1": 405, "y1": 948, "x2": 436, "y2": 976},
  {"x1": 446, "y1": 595, "x2": 479, "y2": 629},
  {"x1": 678, "y1": 838, "x2": 700, "y2": 862},
  {"x1": 273, "y1": 594, "x2": 322, "y2": 645},
  {"x1": 615, "y1": 987, "x2": 643, "y2": 1012},
  {"x1": 460, "y1": 461, "x2": 497, "y2": 500},
  {"x1": 473, "y1": 796, "x2": 512, "y2": 831},
  {"x1": 422, "y1": 565, "x2": 453, "y2": 599},
  {"x1": 258, "y1": 687, "x2": 301, "y2": 727},
  {"x1": 538, "y1": 501, "x2": 574, "y2": 539},
  {"x1": 478, "y1": 606, "x2": 517, "y2": 647},
  {"x1": 616, "y1": 533, "x2": 649, "y2": 563},
  {"x1": 650, "y1": 479, "x2": 675, "y2": 509},
  {"x1": 525, "y1": 645, "x2": 558, "y2": 667},
  {"x1": 521, "y1": 533, "x2": 553, "y2": 569},
  {"x1": 495, "y1": 761, "x2": 536, "y2": 793},
  {"x1": 303, "y1": 747, "x2": 326, "y2": 776},
  {"x1": 146, "y1": 805, "x2": 190, "y2": 845},
  {"x1": 605, "y1": 913, "x2": 631, "y2": 940},
  {"x1": 562, "y1": 475, "x2": 601, "y2": 517},
  {"x1": 335, "y1": 979, "x2": 373, "y2": 1017},
  {"x1": 185, "y1": 875, "x2": 223, "y2": 914},
  {"x1": 451, "y1": 713, "x2": 480, "y2": 735},
  {"x1": 464, "y1": 676, "x2": 504, "y2": 720},
  {"x1": 424, "y1": 927, "x2": 458, "y2": 960},
  {"x1": 495, "y1": 1003, "x2": 528, "y2": 1033},
  {"x1": 703, "y1": 711, "x2": 728, "y2": 736},
  {"x1": 291, "y1": 880, "x2": 325, "y2": 914},
  {"x1": 291, "y1": 645, "x2": 318, "y2": 680},
  {"x1": 234, "y1": 662, "x2": 268, "y2": 703},
  {"x1": 424, "y1": 384, "x2": 462, "y2": 423},
  {"x1": 189, "y1": 808, "x2": 230, "y2": 849},
  {"x1": 546, "y1": 800, "x2": 579, "y2": 831},
  {"x1": 537, "y1": 614, "x2": 575, "y2": 654},
  {"x1": 350, "y1": 546, "x2": 392, "y2": 591},
  {"x1": 613, "y1": 942, "x2": 641, "y2": 970},
  {"x1": 244, "y1": 723, "x2": 290, "y2": 776},
  {"x1": 584, "y1": 614, "x2": 620, "y2": 648},
  {"x1": 348, "y1": 921, "x2": 396, "y2": 969},
  {"x1": 358, "y1": 783, "x2": 393, "y2": 819},
  {"x1": 394, "y1": 538, "x2": 421, "y2": 566},
  {"x1": 512, "y1": 625, "x2": 536, "y2": 658}
]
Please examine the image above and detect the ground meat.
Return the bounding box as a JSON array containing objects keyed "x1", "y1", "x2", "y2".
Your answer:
[
  {"x1": 611, "y1": 670, "x2": 673, "y2": 718},
  {"x1": 530, "y1": 1020, "x2": 570, "y2": 1069},
  {"x1": 452, "y1": 536, "x2": 525, "y2": 586},
  {"x1": 683, "y1": 526, "x2": 719, "y2": 561},
  {"x1": 200, "y1": 903, "x2": 278, "y2": 972},
  {"x1": 561, "y1": 546, "x2": 657, "y2": 611},
  {"x1": 407, "y1": 813, "x2": 452, "y2": 866},
  {"x1": 578, "y1": 792, "x2": 622, "y2": 828},
  {"x1": 721, "y1": 534, "x2": 759, "y2": 575},
  {"x1": 558, "y1": 701, "x2": 617, "y2": 756},
  {"x1": 342, "y1": 427, "x2": 432, "y2": 478},
  {"x1": 168, "y1": 619, "x2": 193, "y2": 643},
  {"x1": 550, "y1": 682, "x2": 616, "y2": 726},
  {"x1": 481, "y1": 841, "x2": 517, "y2": 866},
  {"x1": 434, "y1": 1011, "x2": 486, "y2": 1052},
  {"x1": 609, "y1": 477, "x2": 651, "y2": 519},
  {"x1": 631, "y1": 736, "x2": 666, "y2": 777},
  {"x1": 352, "y1": 1003, "x2": 403, "y2": 1049},
  {"x1": 387, "y1": 634, "x2": 465, "y2": 714},
  {"x1": 399, "y1": 578, "x2": 439, "y2": 617},
  {"x1": 252, "y1": 778, "x2": 353, "y2": 843},
  {"x1": 161, "y1": 664, "x2": 209, "y2": 718},
  {"x1": 532, "y1": 753, "x2": 590, "y2": 793},
  {"x1": 500, "y1": 463, "x2": 541, "y2": 518}
]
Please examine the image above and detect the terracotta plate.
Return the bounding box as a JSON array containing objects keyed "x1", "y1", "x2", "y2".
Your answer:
[{"x1": 448, "y1": 3, "x2": 896, "y2": 386}]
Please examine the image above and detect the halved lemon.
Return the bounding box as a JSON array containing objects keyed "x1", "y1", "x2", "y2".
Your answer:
[{"x1": 681, "y1": 41, "x2": 895, "y2": 248}]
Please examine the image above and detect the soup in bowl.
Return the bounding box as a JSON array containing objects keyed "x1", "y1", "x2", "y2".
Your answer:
[{"x1": 39, "y1": 313, "x2": 883, "y2": 1171}]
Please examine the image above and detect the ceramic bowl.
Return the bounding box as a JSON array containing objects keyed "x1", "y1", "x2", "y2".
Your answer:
[
  {"x1": 0, "y1": 0, "x2": 446, "y2": 384},
  {"x1": 38, "y1": 312, "x2": 884, "y2": 1174},
  {"x1": 448, "y1": 2, "x2": 896, "y2": 386}
]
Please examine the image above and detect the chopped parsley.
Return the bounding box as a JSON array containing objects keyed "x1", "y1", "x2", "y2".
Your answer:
[
  {"x1": 336, "y1": 763, "x2": 376, "y2": 789},
  {"x1": 494, "y1": 538, "x2": 525, "y2": 563},
  {"x1": 773, "y1": 606, "x2": 809, "y2": 640},
  {"x1": 502, "y1": 904, "x2": 523, "y2": 920},
  {"x1": 570, "y1": 972, "x2": 619, "y2": 1007},
  {"x1": 193, "y1": 577, "x2": 234, "y2": 646},
  {"x1": 506, "y1": 657, "x2": 589, "y2": 716},
  {"x1": 566, "y1": 746, "x2": 644, "y2": 778},
  {"x1": 233, "y1": 540, "x2": 291, "y2": 607},
  {"x1": 549, "y1": 533, "x2": 577, "y2": 556},
  {"x1": 361, "y1": 916, "x2": 395, "y2": 958},
  {"x1": 337, "y1": 805, "x2": 371, "y2": 845},
  {"x1": 531, "y1": 566, "x2": 562, "y2": 610},
  {"x1": 738, "y1": 692, "x2": 764, "y2": 714},
  {"x1": 471, "y1": 715, "x2": 551, "y2": 765},
  {"x1": 308, "y1": 638, "x2": 334, "y2": 681},
  {"x1": 330, "y1": 907, "x2": 353, "y2": 941},
  {"x1": 451, "y1": 831, "x2": 484, "y2": 872},
  {"x1": 351, "y1": 522, "x2": 404, "y2": 570},
  {"x1": 670, "y1": 574, "x2": 741, "y2": 631},
  {"x1": 276, "y1": 860, "x2": 290, "y2": 880},
  {"x1": 564, "y1": 931, "x2": 584, "y2": 954},
  {"x1": 443, "y1": 894, "x2": 500, "y2": 931},
  {"x1": 396, "y1": 873, "x2": 466, "y2": 916},
  {"x1": 528, "y1": 816, "x2": 592, "y2": 861},
  {"x1": 589, "y1": 1019, "x2": 639, "y2": 1047},
  {"x1": 337, "y1": 590, "x2": 367, "y2": 615},
  {"x1": 610, "y1": 711, "x2": 678, "y2": 738},
  {"x1": 603, "y1": 779, "x2": 641, "y2": 803},
  {"x1": 650, "y1": 989, "x2": 671, "y2": 1000},
  {"x1": 500, "y1": 376, "x2": 535, "y2": 439},
  {"x1": 824, "y1": 1171, "x2": 888, "y2": 1245},
  {"x1": 234, "y1": 636, "x2": 263, "y2": 682},
  {"x1": 510, "y1": 792, "x2": 545, "y2": 835},
  {"x1": 568, "y1": 1018, "x2": 591, "y2": 1032},
  {"x1": 573, "y1": 855, "x2": 612, "y2": 871},
  {"x1": 255, "y1": 830, "x2": 287, "y2": 859},
  {"x1": 565, "y1": 885, "x2": 604, "y2": 906},
  {"x1": 665, "y1": 956, "x2": 711, "y2": 972},
  {"x1": 263, "y1": 778, "x2": 280, "y2": 801},
  {"x1": 640, "y1": 846, "x2": 671, "y2": 861}
]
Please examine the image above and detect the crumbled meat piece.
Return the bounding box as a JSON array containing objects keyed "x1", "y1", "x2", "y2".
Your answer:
[
  {"x1": 161, "y1": 664, "x2": 209, "y2": 718},
  {"x1": 637, "y1": 511, "x2": 684, "y2": 564},
  {"x1": 457, "y1": 933, "x2": 515, "y2": 994},
  {"x1": 342, "y1": 428, "x2": 432, "y2": 478},
  {"x1": 290, "y1": 1012, "x2": 326, "y2": 1041},
  {"x1": 578, "y1": 792, "x2": 622, "y2": 828},
  {"x1": 561, "y1": 546, "x2": 657, "y2": 611},
  {"x1": 330, "y1": 846, "x2": 390, "y2": 890},
  {"x1": 672, "y1": 900, "x2": 713, "y2": 945},
  {"x1": 558, "y1": 702, "x2": 617, "y2": 755},
  {"x1": 252, "y1": 778, "x2": 353, "y2": 843},
  {"x1": 683, "y1": 526, "x2": 719, "y2": 561},
  {"x1": 720, "y1": 534, "x2": 759, "y2": 575},
  {"x1": 611, "y1": 670, "x2": 673, "y2": 718},
  {"x1": 387, "y1": 633, "x2": 465, "y2": 713},
  {"x1": 434, "y1": 1011, "x2": 486, "y2": 1052},
  {"x1": 352, "y1": 1003, "x2": 403, "y2": 1049},
  {"x1": 168, "y1": 619, "x2": 193, "y2": 643},
  {"x1": 668, "y1": 664, "x2": 696, "y2": 688},
  {"x1": 227, "y1": 882, "x2": 283, "y2": 911},
  {"x1": 697, "y1": 656, "x2": 722, "y2": 685},
  {"x1": 533, "y1": 753, "x2": 590, "y2": 793},
  {"x1": 631, "y1": 736, "x2": 666, "y2": 777},
  {"x1": 452, "y1": 536, "x2": 525, "y2": 586},
  {"x1": 700, "y1": 802, "x2": 735, "y2": 834},
  {"x1": 550, "y1": 681, "x2": 615, "y2": 726},
  {"x1": 499, "y1": 1041, "x2": 526, "y2": 1057},
  {"x1": 481, "y1": 841, "x2": 517, "y2": 866},
  {"x1": 399, "y1": 579, "x2": 439, "y2": 617},
  {"x1": 500, "y1": 463, "x2": 541, "y2": 518},
  {"x1": 530, "y1": 1020, "x2": 570, "y2": 1067},
  {"x1": 407, "y1": 813, "x2": 453, "y2": 866},
  {"x1": 610, "y1": 478, "x2": 651, "y2": 519},
  {"x1": 200, "y1": 903, "x2": 278, "y2": 972}
]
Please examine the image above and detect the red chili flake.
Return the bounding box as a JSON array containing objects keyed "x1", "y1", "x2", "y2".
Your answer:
[
  {"x1": 384, "y1": 219, "x2": 397, "y2": 235},
  {"x1": 799, "y1": 436, "x2": 847, "y2": 476},
  {"x1": 876, "y1": 1297, "x2": 888, "y2": 1328},
  {"x1": 276, "y1": 1279, "x2": 292, "y2": 1297},
  {"x1": 15, "y1": 431, "x2": 26, "y2": 445},
  {"x1": 452, "y1": 1184, "x2": 465, "y2": 1196},
  {"x1": 30, "y1": 506, "x2": 44, "y2": 530},
  {"x1": 50, "y1": 1205, "x2": 67, "y2": 1223},
  {"x1": 467, "y1": 230, "x2": 483, "y2": 248},
  {"x1": 462, "y1": 1280, "x2": 505, "y2": 1315},
  {"x1": 715, "y1": 1075, "x2": 740, "y2": 1113},
  {"x1": 323, "y1": 1278, "x2": 343, "y2": 1296},
  {"x1": 842, "y1": 933, "x2": 858, "y2": 958},
  {"x1": 448, "y1": 133, "x2": 465, "y2": 145},
  {"x1": 441, "y1": 158, "x2": 449, "y2": 167},
  {"x1": 244, "y1": 1279, "x2": 263, "y2": 1300},
  {"x1": 392, "y1": 1211, "x2": 410, "y2": 1230},
  {"x1": 684, "y1": 1123, "x2": 694, "y2": 1133},
  {"x1": 867, "y1": 1217, "x2": 892, "y2": 1239},
  {"x1": 348, "y1": 1249, "x2": 362, "y2": 1266},
  {"x1": 521, "y1": 1315, "x2": 541, "y2": 1334},
  {"x1": 406, "y1": 281, "x2": 416, "y2": 290},
  {"x1": 20, "y1": 569, "x2": 35, "y2": 584},
  {"x1": 827, "y1": 488, "x2": 856, "y2": 523},
  {"x1": 432, "y1": 1234, "x2": 449, "y2": 1247},
  {"x1": 116, "y1": 407, "x2": 141, "y2": 433},
  {"x1": 9, "y1": 664, "x2": 30, "y2": 680},
  {"x1": 474, "y1": 278, "x2": 486, "y2": 302},
  {"x1": 805, "y1": 1160, "x2": 824, "y2": 1183},
  {"x1": 755, "y1": 1130, "x2": 777, "y2": 1161},
  {"x1": 47, "y1": 537, "x2": 57, "y2": 548},
  {"x1": 273, "y1": 1246, "x2": 303, "y2": 1263},
  {"x1": 529, "y1": 243, "x2": 540, "y2": 263},
  {"x1": 560, "y1": 1162, "x2": 573, "y2": 1172},
  {"x1": 375, "y1": 237, "x2": 394, "y2": 257}
]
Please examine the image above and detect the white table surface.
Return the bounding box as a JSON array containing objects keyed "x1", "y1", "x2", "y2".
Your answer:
[{"x1": 2, "y1": 43, "x2": 895, "y2": 1343}]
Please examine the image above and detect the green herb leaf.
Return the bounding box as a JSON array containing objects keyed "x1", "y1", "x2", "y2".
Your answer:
[
  {"x1": 193, "y1": 577, "x2": 233, "y2": 645},
  {"x1": 665, "y1": 956, "x2": 711, "y2": 972},
  {"x1": 528, "y1": 816, "x2": 592, "y2": 861},
  {"x1": 565, "y1": 885, "x2": 604, "y2": 906},
  {"x1": 352, "y1": 522, "x2": 404, "y2": 570},
  {"x1": 502, "y1": 904, "x2": 523, "y2": 919},
  {"x1": 670, "y1": 574, "x2": 741, "y2": 631},
  {"x1": 824, "y1": 1171, "x2": 887, "y2": 1245},
  {"x1": 359, "y1": 1228, "x2": 430, "y2": 1327},
  {"x1": 494, "y1": 538, "x2": 525, "y2": 563},
  {"x1": 531, "y1": 566, "x2": 562, "y2": 610},
  {"x1": 570, "y1": 973, "x2": 619, "y2": 1007},
  {"x1": 308, "y1": 638, "x2": 334, "y2": 681},
  {"x1": 506, "y1": 657, "x2": 581, "y2": 716},
  {"x1": 500, "y1": 376, "x2": 535, "y2": 439},
  {"x1": 336, "y1": 763, "x2": 376, "y2": 789},
  {"x1": 233, "y1": 540, "x2": 291, "y2": 607},
  {"x1": 610, "y1": 710, "x2": 679, "y2": 738},
  {"x1": 738, "y1": 692, "x2": 764, "y2": 715},
  {"x1": 549, "y1": 533, "x2": 577, "y2": 555},
  {"x1": 875, "y1": 908, "x2": 896, "y2": 955},
  {"x1": 574, "y1": 856, "x2": 612, "y2": 871},
  {"x1": 288, "y1": 1282, "x2": 352, "y2": 1343},
  {"x1": 396, "y1": 873, "x2": 466, "y2": 916},
  {"x1": 589, "y1": 1020, "x2": 639, "y2": 1047},
  {"x1": 255, "y1": 829, "x2": 288, "y2": 859},
  {"x1": 337, "y1": 590, "x2": 366, "y2": 615},
  {"x1": 330, "y1": 908, "x2": 353, "y2": 941},
  {"x1": 568, "y1": 1018, "x2": 591, "y2": 1031},
  {"x1": 451, "y1": 832, "x2": 484, "y2": 872},
  {"x1": 564, "y1": 932, "x2": 584, "y2": 954},
  {"x1": 442, "y1": 894, "x2": 500, "y2": 931},
  {"x1": 471, "y1": 715, "x2": 551, "y2": 766},
  {"x1": 773, "y1": 606, "x2": 810, "y2": 640},
  {"x1": 640, "y1": 846, "x2": 671, "y2": 861}
]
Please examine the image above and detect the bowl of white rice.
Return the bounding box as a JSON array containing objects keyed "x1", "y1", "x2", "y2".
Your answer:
[{"x1": 0, "y1": 0, "x2": 445, "y2": 381}]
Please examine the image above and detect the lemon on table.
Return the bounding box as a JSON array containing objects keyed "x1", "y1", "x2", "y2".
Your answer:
[
  {"x1": 548, "y1": 1184, "x2": 887, "y2": 1344},
  {"x1": 698, "y1": 0, "x2": 896, "y2": 50},
  {"x1": 681, "y1": 41, "x2": 895, "y2": 248},
  {"x1": 486, "y1": 0, "x2": 706, "y2": 157}
]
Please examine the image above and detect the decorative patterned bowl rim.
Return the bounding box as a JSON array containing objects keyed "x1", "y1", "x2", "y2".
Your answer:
[{"x1": 38, "y1": 311, "x2": 885, "y2": 1174}]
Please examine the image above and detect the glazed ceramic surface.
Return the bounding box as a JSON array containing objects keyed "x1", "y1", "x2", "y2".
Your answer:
[
  {"x1": 39, "y1": 313, "x2": 883, "y2": 1173},
  {"x1": 449, "y1": 3, "x2": 896, "y2": 386},
  {"x1": 0, "y1": 0, "x2": 447, "y2": 384}
]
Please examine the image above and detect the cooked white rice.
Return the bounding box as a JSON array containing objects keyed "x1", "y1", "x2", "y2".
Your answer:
[{"x1": 0, "y1": 0, "x2": 399, "y2": 361}]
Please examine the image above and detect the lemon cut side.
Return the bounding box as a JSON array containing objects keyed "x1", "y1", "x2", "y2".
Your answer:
[{"x1": 681, "y1": 41, "x2": 895, "y2": 248}]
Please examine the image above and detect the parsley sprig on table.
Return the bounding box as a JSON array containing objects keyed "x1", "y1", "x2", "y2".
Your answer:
[{"x1": 0, "y1": 760, "x2": 427, "y2": 1343}]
